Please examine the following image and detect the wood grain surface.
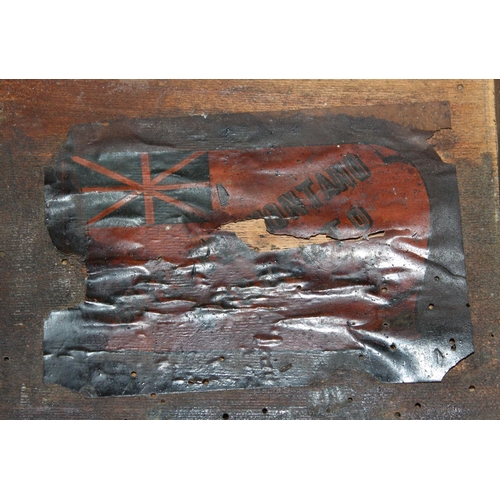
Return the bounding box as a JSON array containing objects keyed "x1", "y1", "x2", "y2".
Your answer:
[{"x1": 1, "y1": 79, "x2": 499, "y2": 419}]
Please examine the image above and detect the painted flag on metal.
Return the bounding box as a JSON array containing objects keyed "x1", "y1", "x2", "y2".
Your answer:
[{"x1": 44, "y1": 109, "x2": 473, "y2": 396}]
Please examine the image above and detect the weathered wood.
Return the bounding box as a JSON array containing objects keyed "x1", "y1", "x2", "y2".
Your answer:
[
  {"x1": 0, "y1": 80, "x2": 499, "y2": 419},
  {"x1": 495, "y1": 79, "x2": 500, "y2": 191}
]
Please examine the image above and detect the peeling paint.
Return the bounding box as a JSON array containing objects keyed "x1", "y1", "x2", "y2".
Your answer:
[{"x1": 43, "y1": 108, "x2": 473, "y2": 396}]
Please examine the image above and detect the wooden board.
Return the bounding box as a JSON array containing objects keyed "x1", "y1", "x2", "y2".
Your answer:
[{"x1": 1, "y1": 79, "x2": 499, "y2": 419}]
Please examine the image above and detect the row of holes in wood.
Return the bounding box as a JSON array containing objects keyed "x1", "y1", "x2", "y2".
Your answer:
[
  {"x1": 141, "y1": 388, "x2": 479, "y2": 419},
  {"x1": 0, "y1": 354, "x2": 480, "y2": 417}
]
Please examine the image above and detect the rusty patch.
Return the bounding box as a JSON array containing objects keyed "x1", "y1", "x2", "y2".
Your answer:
[{"x1": 43, "y1": 107, "x2": 473, "y2": 396}]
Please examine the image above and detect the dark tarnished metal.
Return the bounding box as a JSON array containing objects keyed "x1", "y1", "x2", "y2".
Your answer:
[{"x1": 43, "y1": 109, "x2": 473, "y2": 396}]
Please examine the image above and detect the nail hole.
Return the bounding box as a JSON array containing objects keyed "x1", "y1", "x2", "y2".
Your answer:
[
  {"x1": 383, "y1": 322, "x2": 389, "y2": 328},
  {"x1": 381, "y1": 286, "x2": 388, "y2": 293},
  {"x1": 130, "y1": 371, "x2": 137, "y2": 378},
  {"x1": 222, "y1": 413, "x2": 229, "y2": 420},
  {"x1": 469, "y1": 385, "x2": 476, "y2": 392},
  {"x1": 449, "y1": 338, "x2": 456, "y2": 351},
  {"x1": 358, "y1": 354, "x2": 364, "y2": 359},
  {"x1": 296, "y1": 285, "x2": 302, "y2": 291},
  {"x1": 188, "y1": 379, "x2": 195, "y2": 385},
  {"x1": 202, "y1": 379, "x2": 209, "y2": 385},
  {"x1": 394, "y1": 412, "x2": 401, "y2": 418},
  {"x1": 4, "y1": 356, "x2": 10, "y2": 361},
  {"x1": 390, "y1": 343, "x2": 396, "y2": 351},
  {"x1": 262, "y1": 408, "x2": 268, "y2": 415},
  {"x1": 325, "y1": 408, "x2": 331, "y2": 413},
  {"x1": 466, "y1": 303, "x2": 470, "y2": 308},
  {"x1": 150, "y1": 393, "x2": 156, "y2": 398},
  {"x1": 219, "y1": 356, "x2": 225, "y2": 362},
  {"x1": 61, "y1": 259, "x2": 68, "y2": 266},
  {"x1": 434, "y1": 276, "x2": 440, "y2": 281},
  {"x1": 415, "y1": 403, "x2": 421, "y2": 408},
  {"x1": 428, "y1": 304, "x2": 434, "y2": 310},
  {"x1": 347, "y1": 397, "x2": 353, "y2": 403},
  {"x1": 457, "y1": 84, "x2": 464, "y2": 90},
  {"x1": 160, "y1": 399, "x2": 166, "y2": 404}
]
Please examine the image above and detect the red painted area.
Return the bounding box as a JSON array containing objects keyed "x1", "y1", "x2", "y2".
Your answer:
[
  {"x1": 83, "y1": 144, "x2": 432, "y2": 353},
  {"x1": 88, "y1": 144, "x2": 430, "y2": 261}
]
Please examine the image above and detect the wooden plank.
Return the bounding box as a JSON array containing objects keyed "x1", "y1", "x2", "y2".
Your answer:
[
  {"x1": 495, "y1": 79, "x2": 500, "y2": 191},
  {"x1": 0, "y1": 80, "x2": 499, "y2": 419}
]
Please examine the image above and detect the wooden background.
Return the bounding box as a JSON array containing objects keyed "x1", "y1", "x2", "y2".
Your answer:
[{"x1": 0, "y1": 79, "x2": 499, "y2": 419}]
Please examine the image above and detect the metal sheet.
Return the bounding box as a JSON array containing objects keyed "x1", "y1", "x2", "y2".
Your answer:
[{"x1": 43, "y1": 108, "x2": 473, "y2": 396}]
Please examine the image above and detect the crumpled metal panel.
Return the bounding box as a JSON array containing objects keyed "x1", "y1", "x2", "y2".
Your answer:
[{"x1": 43, "y1": 109, "x2": 473, "y2": 396}]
